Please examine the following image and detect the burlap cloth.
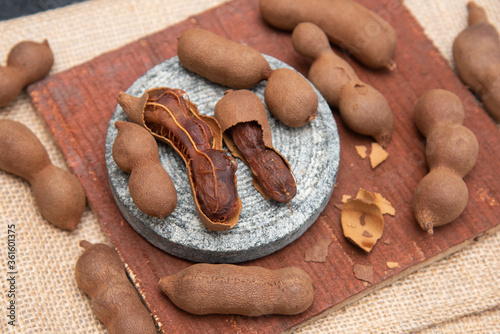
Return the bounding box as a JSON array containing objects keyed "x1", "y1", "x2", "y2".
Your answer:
[{"x1": 0, "y1": 0, "x2": 499, "y2": 333}]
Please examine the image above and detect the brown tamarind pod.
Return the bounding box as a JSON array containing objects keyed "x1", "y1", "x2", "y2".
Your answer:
[
  {"x1": 177, "y1": 27, "x2": 272, "y2": 89},
  {"x1": 75, "y1": 241, "x2": 157, "y2": 334},
  {"x1": 214, "y1": 89, "x2": 297, "y2": 203},
  {"x1": 0, "y1": 40, "x2": 54, "y2": 108},
  {"x1": 0, "y1": 119, "x2": 85, "y2": 230},
  {"x1": 158, "y1": 263, "x2": 314, "y2": 316},
  {"x1": 264, "y1": 67, "x2": 318, "y2": 127},
  {"x1": 112, "y1": 121, "x2": 177, "y2": 218},
  {"x1": 291, "y1": 22, "x2": 393, "y2": 146},
  {"x1": 413, "y1": 89, "x2": 478, "y2": 234},
  {"x1": 453, "y1": 2, "x2": 500, "y2": 122},
  {"x1": 117, "y1": 88, "x2": 241, "y2": 231},
  {"x1": 260, "y1": 0, "x2": 397, "y2": 69}
]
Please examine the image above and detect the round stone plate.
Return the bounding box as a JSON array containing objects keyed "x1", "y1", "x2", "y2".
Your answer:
[{"x1": 105, "y1": 55, "x2": 340, "y2": 263}]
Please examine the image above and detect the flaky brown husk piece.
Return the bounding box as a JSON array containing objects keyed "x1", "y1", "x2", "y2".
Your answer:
[{"x1": 117, "y1": 88, "x2": 241, "y2": 231}]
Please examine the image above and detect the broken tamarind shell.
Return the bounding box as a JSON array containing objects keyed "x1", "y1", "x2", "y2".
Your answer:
[
  {"x1": 117, "y1": 88, "x2": 242, "y2": 231},
  {"x1": 214, "y1": 89, "x2": 297, "y2": 203}
]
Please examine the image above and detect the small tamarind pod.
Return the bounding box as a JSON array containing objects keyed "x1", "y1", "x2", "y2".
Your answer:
[
  {"x1": 413, "y1": 89, "x2": 479, "y2": 234},
  {"x1": 259, "y1": 0, "x2": 397, "y2": 69},
  {"x1": 214, "y1": 89, "x2": 297, "y2": 203},
  {"x1": 264, "y1": 67, "x2": 318, "y2": 127},
  {"x1": 112, "y1": 121, "x2": 177, "y2": 218},
  {"x1": 453, "y1": 2, "x2": 500, "y2": 122},
  {"x1": 158, "y1": 263, "x2": 314, "y2": 316},
  {"x1": 292, "y1": 22, "x2": 393, "y2": 146},
  {"x1": 0, "y1": 40, "x2": 54, "y2": 108},
  {"x1": 75, "y1": 241, "x2": 157, "y2": 334},
  {"x1": 117, "y1": 88, "x2": 242, "y2": 231},
  {"x1": 177, "y1": 27, "x2": 272, "y2": 89},
  {"x1": 0, "y1": 119, "x2": 85, "y2": 230}
]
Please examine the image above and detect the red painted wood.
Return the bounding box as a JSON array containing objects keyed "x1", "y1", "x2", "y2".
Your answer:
[{"x1": 28, "y1": 0, "x2": 500, "y2": 333}]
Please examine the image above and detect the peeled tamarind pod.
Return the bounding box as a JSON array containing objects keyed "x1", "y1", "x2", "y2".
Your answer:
[
  {"x1": 214, "y1": 89, "x2": 297, "y2": 203},
  {"x1": 75, "y1": 241, "x2": 157, "y2": 334},
  {"x1": 0, "y1": 40, "x2": 54, "y2": 108},
  {"x1": 177, "y1": 27, "x2": 272, "y2": 89},
  {"x1": 292, "y1": 22, "x2": 393, "y2": 146},
  {"x1": 413, "y1": 89, "x2": 479, "y2": 234},
  {"x1": 112, "y1": 121, "x2": 177, "y2": 218},
  {"x1": 260, "y1": 0, "x2": 397, "y2": 69},
  {"x1": 0, "y1": 119, "x2": 85, "y2": 230},
  {"x1": 158, "y1": 263, "x2": 314, "y2": 316},
  {"x1": 117, "y1": 88, "x2": 241, "y2": 231},
  {"x1": 453, "y1": 2, "x2": 500, "y2": 122}
]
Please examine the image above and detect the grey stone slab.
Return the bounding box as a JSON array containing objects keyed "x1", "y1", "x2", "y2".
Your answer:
[{"x1": 105, "y1": 55, "x2": 340, "y2": 263}]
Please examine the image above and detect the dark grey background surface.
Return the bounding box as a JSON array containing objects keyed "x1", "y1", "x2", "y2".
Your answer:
[{"x1": 0, "y1": 0, "x2": 88, "y2": 20}]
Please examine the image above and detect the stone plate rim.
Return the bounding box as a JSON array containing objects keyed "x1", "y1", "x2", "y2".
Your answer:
[{"x1": 105, "y1": 55, "x2": 340, "y2": 263}]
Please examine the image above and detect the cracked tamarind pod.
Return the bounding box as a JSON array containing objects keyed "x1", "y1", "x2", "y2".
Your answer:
[
  {"x1": 214, "y1": 89, "x2": 296, "y2": 203},
  {"x1": 259, "y1": 0, "x2": 397, "y2": 69},
  {"x1": 158, "y1": 263, "x2": 314, "y2": 316},
  {"x1": 291, "y1": 22, "x2": 393, "y2": 146},
  {"x1": 413, "y1": 89, "x2": 479, "y2": 235},
  {"x1": 0, "y1": 119, "x2": 86, "y2": 230},
  {"x1": 117, "y1": 87, "x2": 241, "y2": 231},
  {"x1": 112, "y1": 121, "x2": 177, "y2": 218},
  {"x1": 75, "y1": 241, "x2": 157, "y2": 334},
  {"x1": 453, "y1": 2, "x2": 500, "y2": 122}
]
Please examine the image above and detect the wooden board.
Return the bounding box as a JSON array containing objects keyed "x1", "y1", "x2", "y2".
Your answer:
[{"x1": 27, "y1": 0, "x2": 500, "y2": 333}]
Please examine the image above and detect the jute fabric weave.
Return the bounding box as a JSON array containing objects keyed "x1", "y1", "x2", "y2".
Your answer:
[{"x1": 0, "y1": 0, "x2": 499, "y2": 333}]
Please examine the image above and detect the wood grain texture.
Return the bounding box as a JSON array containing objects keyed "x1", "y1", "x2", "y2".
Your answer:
[{"x1": 27, "y1": 0, "x2": 500, "y2": 333}]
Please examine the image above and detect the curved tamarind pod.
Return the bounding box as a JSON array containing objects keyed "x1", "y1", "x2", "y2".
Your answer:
[
  {"x1": 214, "y1": 89, "x2": 297, "y2": 203},
  {"x1": 260, "y1": 0, "x2": 397, "y2": 69},
  {"x1": 117, "y1": 88, "x2": 241, "y2": 231},
  {"x1": 158, "y1": 263, "x2": 314, "y2": 316},
  {"x1": 75, "y1": 241, "x2": 157, "y2": 334},
  {"x1": 453, "y1": 2, "x2": 500, "y2": 122},
  {"x1": 0, "y1": 40, "x2": 54, "y2": 108},
  {"x1": 292, "y1": 22, "x2": 393, "y2": 146},
  {"x1": 412, "y1": 89, "x2": 478, "y2": 234},
  {"x1": 0, "y1": 119, "x2": 85, "y2": 230},
  {"x1": 112, "y1": 121, "x2": 177, "y2": 218}
]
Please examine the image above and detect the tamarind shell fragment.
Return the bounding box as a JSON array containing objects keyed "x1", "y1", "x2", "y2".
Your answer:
[{"x1": 117, "y1": 88, "x2": 241, "y2": 231}]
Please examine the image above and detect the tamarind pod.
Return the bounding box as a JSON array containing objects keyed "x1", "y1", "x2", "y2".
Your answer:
[
  {"x1": 453, "y1": 2, "x2": 500, "y2": 122},
  {"x1": 260, "y1": 0, "x2": 397, "y2": 69},
  {"x1": 158, "y1": 263, "x2": 314, "y2": 316},
  {"x1": 117, "y1": 88, "x2": 241, "y2": 231},
  {"x1": 228, "y1": 122, "x2": 296, "y2": 203},
  {"x1": 75, "y1": 241, "x2": 157, "y2": 334},
  {"x1": 291, "y1": 22, "x2": 393, "y2": 146},
  {"x1": 412, "y1": 89, "x2": 478, "y2": 234},
  {"x1": 0, "y1": 119, "x2": 85, "y2": 230},
  {"x1": 214, "y1": 89, "x2": 296, "y2": 203},
  {"x1": 0, "y1": 40, "x2": 53, "y2": 107},
  {"x1": 177, "y1": 27, "x2": 272, "y2": 89},
  {"x1": 112, "y1": 121, "x2": 177, "y2": 218}
]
